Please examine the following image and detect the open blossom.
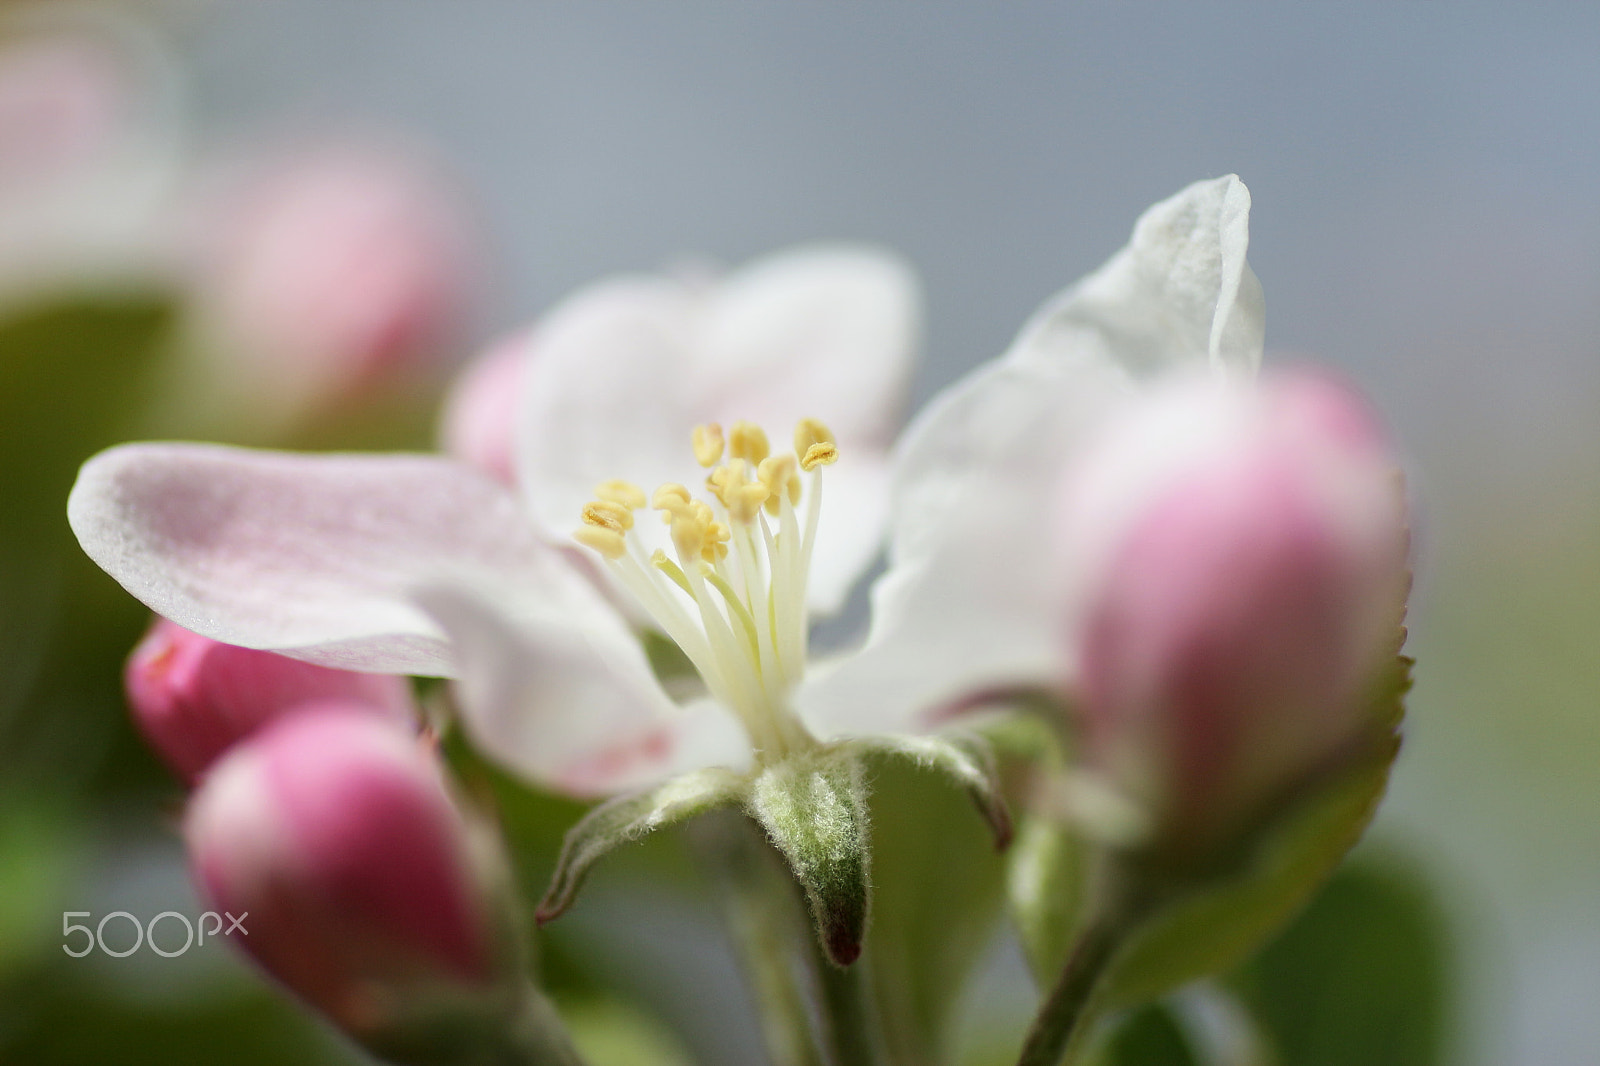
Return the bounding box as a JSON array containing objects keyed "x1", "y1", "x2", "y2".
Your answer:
[
  {"x1": 1054, "y1": 370, "x2": 1409, "y2": 858},
  {"x1": 125, "y1": 615, "x2": 415, "y2": 783},
  {"x1": 68, "y1": 179, "x2": 1263, "y2": 804},
  {"x1": 186, "y1": 708, "x2": 510, "y2": 1034}
]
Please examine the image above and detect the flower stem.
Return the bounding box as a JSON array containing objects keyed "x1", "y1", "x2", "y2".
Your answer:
[
  {"x1": 812, "y1": 944, "x2": 887, "y2": 1066},
  {"x1": 692, "y1": 812, "x2": 827, "y2": 1066},
  {"x1": 1015, "y1": 870, "x2": 1152, "y2": 1066}
]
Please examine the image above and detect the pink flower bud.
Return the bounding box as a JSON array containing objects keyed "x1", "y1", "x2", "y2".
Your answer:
[
  {"x1": 187, "y1": 143, "x2": 476, "y2": 422},
  {"x1": 1057, "y1": 370, "x2": 1408, "y2": 860},
  {"x1": 125, "y1": 617, "x2": 415, "y2": 783},
  {"x1": 438, "y1": 328, "x2": 530, "y2": 485},
  {"x1": 184, "y1": 709, "x2": 507, "y2": 1035}
]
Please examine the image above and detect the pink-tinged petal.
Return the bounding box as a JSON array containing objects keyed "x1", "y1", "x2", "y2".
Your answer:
[
  {"x1": 516, "y1": 245, "x2": 917, "y2": 611},
  {"x1": 125, "y1": 616, "x2": 415, "y2": 783},
  {"x1": 807, "y1": 178, "x2": 1265, "y2": 734},
  {"x1": 68, "y1": 443, "x2": 557, "y2": 675},
  {"x1": 437, "y1": 328, "x2": 529, "y2": 485},
  {"x1": 413, "y1": 583, "x2": 752, "y2": 798}
]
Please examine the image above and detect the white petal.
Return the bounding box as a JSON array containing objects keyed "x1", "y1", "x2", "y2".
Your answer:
[
  {"x1": 804, "y1": 455, "x2": 890, "y2": 617},
  {"x1": 806, "y1": 177, "x2": 1265, "y2": 732},
  {"x1": 414, "y1": 583, "x2": 752, "y2": 797},
  {"x1": 1016, "y1": 174, "x2": 1263, "y2": 382},
  {"x1": 516, "y1": 245, "x2": 918, "y2": 611},
  {"x1": 697, "y1": 244, "x2": 919, "y2": 449},
  {"x1": 67, "y1": 443, "x2": 554, "y2": 675}
]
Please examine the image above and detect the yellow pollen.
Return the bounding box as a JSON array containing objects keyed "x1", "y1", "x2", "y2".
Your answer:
[
  {"x1": 594, "y1": 479, "x2": 646, "y2": 510},
  {"x1": 800, "y1": 441, "x2": 838, "y2": 471},
  {"x1": 573, "y1": 525, "x2": 625, "y2": 559},
  {"x1": 670, "y1": 513, "x2": 705, "y2": 561},
  {"x1": 757, "y1": 454, "x2": 801, "y2": 515},
  {"x1": 581, "y1": 499, "x2": 634, "y2": 532},
  {"x1": 729, "y1": 421, "x2": 770, "y2": 464},
  {"x1": 794, "y1": 418, "x2": 835, "y2": 455},
  {"x1": 653, "y1": 482, "x2": 692, "y2": 512},
  {"x1": 703, "y1": 520, "x2": 731, "y2": 562},
  {"x1": 692, "y1": 423, "x2": 725, "y2": 467}
]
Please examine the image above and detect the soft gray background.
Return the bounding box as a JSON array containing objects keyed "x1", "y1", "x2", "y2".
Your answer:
[{"x1": 182, "y1": 4, "x2": 1600, "y2": 1064}]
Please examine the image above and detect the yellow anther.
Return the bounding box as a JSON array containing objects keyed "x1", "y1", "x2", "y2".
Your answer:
[
  {"x1": 691, "y1": 499, "x2": 714, "y2": 527},
  {"x1": 581, "y1": 499, "x2": 634, "y2": 532},
  {"x1": 800, "y1": 441, "x2": 838, "y2": 471},
  {"x1": 758, "y1": 454, "x2": 802, "y2": 515},
  {"x1": 573, "y1": 525, "x2": 626, "y2": 559},
  {"x1": 728, "y1": 421, "x2": 770, "y2": 464},
  {"x1": 670, "y1": 513, "x2": 706, "y2": 562},
  {"x1": 703, "y1": 520, "x2": 731, "y2": 562},
  {"x1": 594, "y1": 479, "x2": 646, "y2": 510},
  {"x1": 725, "y1": 480, "x2": 769, "y2": 524},
  {"x1": 794, "y1": 418, "x2": 835, "y2": 456},
  {"x1": 653, "y1": 483, "x2": 692, "y2": 512},
  {"x1": 692, "y1": 423, "x2": 725, "y2": 467}
]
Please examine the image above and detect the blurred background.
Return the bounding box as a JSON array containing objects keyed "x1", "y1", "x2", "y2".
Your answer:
[{"x1": 0, "y1": 2, "x2": 1595, "y2": 1064}]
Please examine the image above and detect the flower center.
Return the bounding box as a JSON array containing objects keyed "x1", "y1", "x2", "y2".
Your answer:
[{"x1": 573, "y1": 418, "x2": 839, "y2": 758}]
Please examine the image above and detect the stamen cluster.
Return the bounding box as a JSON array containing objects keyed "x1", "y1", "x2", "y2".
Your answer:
[{"x1": 573, "y1": 418, "x2": 838, "y2": 757}]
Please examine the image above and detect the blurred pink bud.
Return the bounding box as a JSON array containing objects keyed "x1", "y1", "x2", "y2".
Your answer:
[
  {"x1": 0, "y1": 15, "x2": 179, "y2": 306},
  {"x1": 189, "y1": 143, "x2": 476, "y2": 418},
  {"x1": 125, "y1": 616, "x2": 415, "y2": 783},
  {"x1": 1058, "y1": 370, "x2": 1409, "y2": 859},
  {"x1": 0, "y1": 33, "x2": 125, "y2": 192},
  {"x1": 438, "y1": 328, "x2": 530, "y2": 485},
  {"x1": 185, "y1": 709, "x2": 506, "y2": 1035}
]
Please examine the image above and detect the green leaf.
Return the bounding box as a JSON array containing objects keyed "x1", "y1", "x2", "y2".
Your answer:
[
  {"x1": 846, "y1": 732, "x2": 1013, "y2": 848},
  {"x1": 536, "y1": 768, "x2": 747, "y2": 924},
  {"x1": 1231, "y1": 852, "x2": 1449, "y2": 1066},
  {"x1": 747, "y1": 750, "x2": 872, "y2": 967},
  {"x1": 1098, "y1": 655, "x2": 1412, "y2": 1007}
]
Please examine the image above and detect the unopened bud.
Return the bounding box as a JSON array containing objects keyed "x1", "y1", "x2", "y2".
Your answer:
[
  {"x1": 184, "y1": 709, "x2": 514, "y2": 1038},
  {"x1": 1056, "y1": 371, "x2": 1409, "y2": 861},
  {"x1": 125, "y1": 616, "x2": 414, "y2": 783},
  {"x1": 187, "y1": 143, "x2": 476, "y2": 424}
]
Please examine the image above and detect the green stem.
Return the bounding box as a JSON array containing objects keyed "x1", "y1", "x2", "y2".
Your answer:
[
  {"x1": 366, "y1": 983, "x2": 590, "y2": 1066},
  {"x1": 692, "y1": 813, "x2": 827, "y2": 1066},
  {"x1": 1016, "y1": 871, "x2": 1152, "y2": 1066},
  {"x1": 813, "y1": 946, "x2": 887, "y2": 1066}
]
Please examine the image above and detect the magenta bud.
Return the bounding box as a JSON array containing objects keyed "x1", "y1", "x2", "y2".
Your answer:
[
  {"x1": 1058, "y1": 370, "x2": 1409, "y2": 859},
  {"x1": 125, "y1": 617, "x2": 415, "y2": 783},
  {"x1": 184, "y1": 709, "x2": 508, "y2": 1036}
]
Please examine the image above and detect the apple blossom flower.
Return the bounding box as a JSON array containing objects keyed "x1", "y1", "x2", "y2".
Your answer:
[
  {"x1": 125, "y1": 615, "x2": 416, "y2": 783},
  {"x1": 1053, "y1": 369, "x2": 1410, "y2": 861},
  {"x1": 185, "y1": 708, "x2": 515, "y2": 1037},
  {"x1": 69, "y1": 179, "x2": 1261, "y2": 960}
]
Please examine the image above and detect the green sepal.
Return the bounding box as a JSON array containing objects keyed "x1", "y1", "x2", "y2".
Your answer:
[
  {"x1": 536, "y1": 767, "x2": 747, "y2": 924},
  {"x1": 747, "y1": 749, "x2": 872, "y2": 967},
  {"x1": 845, "y1": 731, "x2": 1013, "y2": 849},
  {"x1": 1007, "y1": 812, "x2": 1089, "y2": 987},
  {"x1": 1097, "y1": 654, "x2": 1412, "y2": 1006}
]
